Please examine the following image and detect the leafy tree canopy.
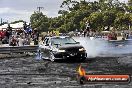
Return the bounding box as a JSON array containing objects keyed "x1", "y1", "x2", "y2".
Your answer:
[{"x1": 30, "y1": 0, "x2": 132, "y2": 33}]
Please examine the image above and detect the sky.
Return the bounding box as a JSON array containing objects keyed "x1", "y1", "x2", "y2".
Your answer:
[{"x1": 0, "y1": 0, "x2": 128, "y2": 23}]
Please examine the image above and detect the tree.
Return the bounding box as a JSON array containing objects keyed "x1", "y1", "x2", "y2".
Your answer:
[
  {"x1": 30, "y1": 12, "x2": 49, "y2": 32},
  {"x1": 30, "y1": 0, "x2": 131, "y2": 32}
]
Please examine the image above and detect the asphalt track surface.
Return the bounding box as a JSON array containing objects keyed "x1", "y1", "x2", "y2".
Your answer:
[{"x1": 0, "y1": 37, "x2": 132, "y2": 88}]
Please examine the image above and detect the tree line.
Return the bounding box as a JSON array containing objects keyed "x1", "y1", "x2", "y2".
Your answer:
[{"x1": 30, "y1": 0, "x2": 132, "y2": 33}]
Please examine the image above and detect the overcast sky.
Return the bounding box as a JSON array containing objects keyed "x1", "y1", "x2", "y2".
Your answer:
[{"x1": 0, "y1": 0, "x2": 128, "y2": 23}]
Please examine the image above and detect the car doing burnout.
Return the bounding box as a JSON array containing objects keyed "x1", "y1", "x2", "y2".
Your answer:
[{"x1": 39, "y1": 36, "x2": 87, "y2": 61}]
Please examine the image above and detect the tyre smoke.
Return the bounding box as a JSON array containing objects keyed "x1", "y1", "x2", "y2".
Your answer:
[{"x1": 74, "y1": 37, "x2": 132, "y2": 57}]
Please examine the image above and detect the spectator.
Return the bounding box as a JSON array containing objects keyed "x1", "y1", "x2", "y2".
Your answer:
[
  {"x1": 108, "y1": 33, "x2": 112, "y2": 40},
  {"x1": 33, "y1": 28, "x2": 39, "y2": 45},
  {"x1": 18, "y1": 36, "x2": 23, "y2": 46},
  {"x1": 5, "y1": 30, "x2": 10, "y2": 39},
  {"x1": 0, "y1": 30, "x2": 5, "y2": 39},
  {"x1": 23, "y1": 22, "x2": 27, "y2": 30},
  {"x1": 7, "y1": 24, "x2": 12, "y2": 36},
  {"x1": 25, "y1": 34, "x2": 31, "y2": 45},
  {"x1": 0, "y1": 37, "x2": 2, "y2": 45},
  {"x1": 2, "y1": 36, "x2": 8, "y2": 44},
  {"x1": 10, "y1": 36, "x2": 17, "y2": 46},
  {"x1": 84, "y1": 29, "x2": 87, "y2": 37}
]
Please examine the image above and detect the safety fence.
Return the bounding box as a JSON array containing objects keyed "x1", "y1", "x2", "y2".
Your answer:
[
  {"x1": 108, "y1": 40, "x2": 132, "y2": 47},
  {"x1": 0, "y1": 45, "x2": 39, "y2": 54}
]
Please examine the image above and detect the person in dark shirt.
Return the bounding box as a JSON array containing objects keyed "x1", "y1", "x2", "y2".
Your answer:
[{"x1": 33, "y1": 28, "x2": 39, "y2": 45}]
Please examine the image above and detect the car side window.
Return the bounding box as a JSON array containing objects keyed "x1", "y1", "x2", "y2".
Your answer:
[
  {"x1": 46, "y1": 38, "x2": 49, "y2": 45},
  {"x1": 44, "y1": 38, "x2": 51, "y2": 45},
  {"x1": 44, "y1": 38, "x2": 49, "y2": 45}
]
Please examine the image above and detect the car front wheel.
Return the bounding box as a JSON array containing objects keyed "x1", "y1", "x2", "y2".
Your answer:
[{"x1": 48, "y1": 52, "x2": 55, "y2": 62}]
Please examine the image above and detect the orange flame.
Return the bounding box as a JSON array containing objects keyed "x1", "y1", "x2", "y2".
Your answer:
[{"x1": 78, "y1": 65, "x2": 86, "y2": 76}]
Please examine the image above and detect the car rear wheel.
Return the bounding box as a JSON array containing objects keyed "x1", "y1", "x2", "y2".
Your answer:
[{"x1": 79, "y1": 57, "x2": 86, "y2": 62}]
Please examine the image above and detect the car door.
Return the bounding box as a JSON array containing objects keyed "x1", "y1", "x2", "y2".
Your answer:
[{"x1": 41, "y1": 38, "x2": 52, "y2": 59}]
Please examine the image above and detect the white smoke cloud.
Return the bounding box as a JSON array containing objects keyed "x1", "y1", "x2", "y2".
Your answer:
[
  {"x1": 74, "y1": 37, "x2": 108, "y2": 57},
  {"x1": 74, "y1": 37, "x2": 132, "y2": 57}
]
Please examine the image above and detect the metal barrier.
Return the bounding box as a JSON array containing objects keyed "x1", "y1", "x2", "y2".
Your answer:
[
  {"x1": 108, "y1": 40, "x2": 132, "y2": 47},
  {"x1": 0, "y1": 45, "x2": 39, "y2": 54}
]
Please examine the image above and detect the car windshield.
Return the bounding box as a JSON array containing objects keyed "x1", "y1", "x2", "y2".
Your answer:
[{"x1": 51, "y1": 37, "x2": 77, "y2": 45}]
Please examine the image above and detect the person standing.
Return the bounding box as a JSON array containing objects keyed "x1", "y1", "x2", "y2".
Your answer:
[
  {"x1": 0, "y1": 36, "x2": 2, "y2": 45},
  {"x1": 85, "y1": 21, "x2": 90, "y2": 37},
  {"x1": 33, "y1": 28, "x2": 39, "y2": 45},
  {"x1": 7, "y1": 24, "x2": 12, "y2": 44},
  {"x1": 10, "y1": 36, "x2": 17, "y2": 46},
  {"x1": 83, "y1": 29, "x2": 87, "y2": 37}
]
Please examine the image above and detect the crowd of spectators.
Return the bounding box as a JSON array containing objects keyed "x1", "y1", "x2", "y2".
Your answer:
[{"x1": 0, "y1": 23, "x2": 39, "y2": 46}]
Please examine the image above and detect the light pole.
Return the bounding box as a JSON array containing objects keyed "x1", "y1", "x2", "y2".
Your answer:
[
  {"x1": 1, "y1": 18, "x2": 2, "y2": 24},
  {"x1": 129, "y1": 23, "x2": 131, "y2": 30},
  {"x1": 65, "y1": 15, "x2": 67, "y2": 32},
  {"x1": 37, "y1": 7, "x2": 44, "y2": 12}
]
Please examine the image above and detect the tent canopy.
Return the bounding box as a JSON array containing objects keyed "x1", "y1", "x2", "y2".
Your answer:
[{"x1": 0, "y1": 22, "x2": 24, "y2": 30}]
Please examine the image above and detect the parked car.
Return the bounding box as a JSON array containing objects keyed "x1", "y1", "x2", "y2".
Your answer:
[{"x1": 39, "y1": 36, "x2": 87, "y2": 62}]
